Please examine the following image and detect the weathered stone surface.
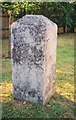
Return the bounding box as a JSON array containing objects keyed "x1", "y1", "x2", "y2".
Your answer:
[{"x1": 11, "y1": 15, "x2": 57, "y2": 105}]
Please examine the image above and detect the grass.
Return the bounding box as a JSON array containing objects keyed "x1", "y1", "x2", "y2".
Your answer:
[{"x1": 0, "y1": 33, "x2": 75, "y2": 118}]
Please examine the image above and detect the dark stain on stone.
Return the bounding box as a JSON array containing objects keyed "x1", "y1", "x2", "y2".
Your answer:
[
  {"x1": 12, "y1": 17, "x2": 46, "y2": 69},
  {"x1": 12, "y1": 39, "x2": 44, "y2": 70},
  {"x1": 28, "y1": 88, "x2": 36, "y2": 97},
  {"x1": 13, "y1": 82, "x2": 43, "y2": 104},
  {"x1": 37, "y1": 95, "x2": 43, "y2": 104},
  {"x1": 12, "y1": 41, "x2": 29, "y2": 65}
]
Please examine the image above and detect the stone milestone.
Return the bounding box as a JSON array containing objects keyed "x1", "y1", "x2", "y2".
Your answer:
[{"x1": 11, "y1": 15, "x2": 57, "y2": 105}]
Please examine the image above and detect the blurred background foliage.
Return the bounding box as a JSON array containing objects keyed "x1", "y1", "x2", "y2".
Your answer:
[{"x1": 0, "y1": 2, "x2": 75, "y2": 30}]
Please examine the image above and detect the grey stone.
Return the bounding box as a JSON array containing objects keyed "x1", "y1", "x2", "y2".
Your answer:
[{"x1": 11, "y1": 15, "x2": 57, "y2": 105}]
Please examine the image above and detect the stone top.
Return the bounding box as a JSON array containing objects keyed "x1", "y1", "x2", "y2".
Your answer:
[
  {"x1": 11, "y1": 15, "x2": 57, "y2": 46},
  {"x1": 11, "y1": 15, "x2": 57, "y2": 29}
]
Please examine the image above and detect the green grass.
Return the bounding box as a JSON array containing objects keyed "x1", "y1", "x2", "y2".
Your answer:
[{"x1": 1, "y1": 33, "x2": 75, "y2": 118}]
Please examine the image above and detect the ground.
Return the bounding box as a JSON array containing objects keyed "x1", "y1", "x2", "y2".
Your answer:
[{"x1": 0, "y1": 33, "x2": 75, "y2": 118}]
